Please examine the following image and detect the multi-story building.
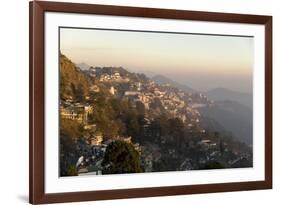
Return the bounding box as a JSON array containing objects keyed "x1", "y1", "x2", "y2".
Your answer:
[{"x1": 60, "y1": 102, "x2": 93, "y2": 124}]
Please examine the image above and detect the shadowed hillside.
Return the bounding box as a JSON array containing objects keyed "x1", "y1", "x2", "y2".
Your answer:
[{"x1": 60, "y1": 54, "x2": 89, "y2": 101}]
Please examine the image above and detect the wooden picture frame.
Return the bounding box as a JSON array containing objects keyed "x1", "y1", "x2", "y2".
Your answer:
[{"x1": 29, "y1": 1, "x2": 272, "y2": 204}]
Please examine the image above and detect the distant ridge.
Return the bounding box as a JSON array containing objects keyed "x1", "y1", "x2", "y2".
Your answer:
[
  {"x1": 199, "y1": 100, "x2": 253, "y2": 145},
  {"x1": 76, "y1": 62, "x2": 91, "y2": 70},
  {"x1": 206, "y1": 87, "x2": 252, "y2": 109},
  {"x1": 152, "y1": 75, "x2": 195, "y2": 93}
]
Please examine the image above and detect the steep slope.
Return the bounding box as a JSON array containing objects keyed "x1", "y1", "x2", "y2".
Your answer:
[
  {"x1": 60, "y1": 54, "x2": 89, "y2": 101},
  {"x1": 207, "y1": 88, "x2": 252, "y2": 109},
  {"x1": 199, "y1": 100, "x2": 253, "y2": 145}
]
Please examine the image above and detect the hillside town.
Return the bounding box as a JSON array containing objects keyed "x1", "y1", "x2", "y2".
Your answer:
[{"x1": 59, "y1": 55, "x2": 253, "y2": 176}]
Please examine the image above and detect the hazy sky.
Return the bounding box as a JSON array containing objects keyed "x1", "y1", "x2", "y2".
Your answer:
[{"x1": 60, "y1": 28, "x2": 253, "y2": 93}]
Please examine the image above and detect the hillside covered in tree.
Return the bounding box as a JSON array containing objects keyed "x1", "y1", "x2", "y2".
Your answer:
[
  {"x1": 59, "y1": 54, "x2": 253, "y2": 177},
  {"x1": 60, "y1": 54, "x2": 90, "y2": 101}
]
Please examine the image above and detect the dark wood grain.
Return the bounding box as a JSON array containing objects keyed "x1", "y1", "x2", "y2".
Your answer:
[
  {"x1": 37, "y1": 1, "x2": 270, "y2": 24},
  {"x1": 29, "y1": 1, "x2": 272, "y2": 204},
  {"x1": 264, "y1": 17, "x2": 273, "y2": 187},
  {"x1": 29, "y1": 1, "x2": 45, "y2": 204}
]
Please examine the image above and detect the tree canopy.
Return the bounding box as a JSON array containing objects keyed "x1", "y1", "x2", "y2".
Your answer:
[{"x1": 102, "y1": 140, "x2": 142, "y2": 174}]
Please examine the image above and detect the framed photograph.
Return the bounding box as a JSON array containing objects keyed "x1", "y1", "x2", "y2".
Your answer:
[{"x1": 29, "y1": 1, "x2": 272, "y2": 204}]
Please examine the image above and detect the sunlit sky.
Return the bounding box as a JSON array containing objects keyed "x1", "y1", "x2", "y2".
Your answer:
[{"x1": 60, "y1": 28, "x2": 253, "y2": 93}]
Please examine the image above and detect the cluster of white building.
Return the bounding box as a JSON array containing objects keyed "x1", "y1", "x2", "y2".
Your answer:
[
  {"x1": 99, "y1": 72, "x2": 129, "y2": 83},
  {"x1": 122, "y1": 81, "x2": 204, "y2": 125}
]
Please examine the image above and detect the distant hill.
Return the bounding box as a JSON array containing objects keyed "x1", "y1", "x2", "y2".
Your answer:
[
  {"x1": 206, "y1": 88, "x2": 252, "y2": 109},
  {"x1": 152, "y1": 75, "x2": 195, "y2": 93},
  {"x1": 199, "y1": 100, "x2": 253, "y2": 145},
  {"x1": 76, "y1": 62, "x2": 91, "y2": 70}
]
